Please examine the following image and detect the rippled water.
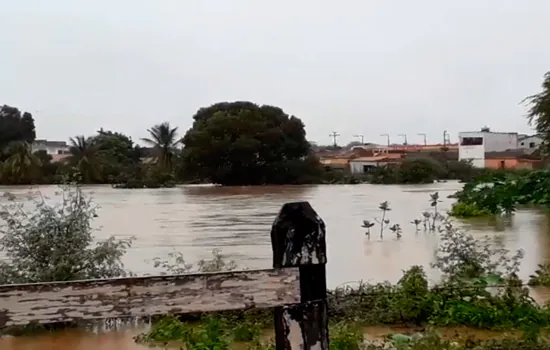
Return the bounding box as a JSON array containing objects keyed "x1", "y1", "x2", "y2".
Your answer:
[{"x1": 1, "y1": 182, "x2": 549, "y2": 349}]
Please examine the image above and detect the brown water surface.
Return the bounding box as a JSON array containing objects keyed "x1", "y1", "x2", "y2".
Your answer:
[
  {"x1": 1, "y1": 182, "x2": 550, "y2": 349},
  {"x1": 0, "y1": 329, "x2": 152, "y2": 350}
]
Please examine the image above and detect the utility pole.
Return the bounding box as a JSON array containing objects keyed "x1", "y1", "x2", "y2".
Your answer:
[
  {"x1": 380, "y1": 134, "x2": 390, "y2": 146},
  {"x1": 443, "y1": 130, "x2": 449, "y2": 146},
  {"x1": 417, "y1": 133, "x2": 427, "y2": 145},
  {"x1": 353, "y1": 134, "x2": 364, "y2": 144},
  {"x1": 329, "y1": 131, "x2": 340, "y2": 148},
  {"x1": 398, "y1": 134, "x2": 408, "y2": 145}
]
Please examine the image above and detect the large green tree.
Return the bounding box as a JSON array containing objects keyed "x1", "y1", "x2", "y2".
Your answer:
[
  {"x1": 141, "y1": 122, "x2": 181, "y2": 171},
  {"x1": 0, "y1": 105, "x2": 36, "y2": 158},
  {"x1": 525, "y1": 72, "x2": 550, "y2": 155},
  {"x1": 181, "y1": 101, "x2": 321, "y2": 185},
  {"x1": 94, "y1": 129, "x2": 140, "y2": 181}
]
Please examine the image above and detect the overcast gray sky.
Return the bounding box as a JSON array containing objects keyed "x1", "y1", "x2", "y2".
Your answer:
[{"x1": 0, "y1": 1, "x2": 548, "y2": 146}]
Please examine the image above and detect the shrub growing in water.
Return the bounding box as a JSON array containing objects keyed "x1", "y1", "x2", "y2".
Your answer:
[{"x1": 0, "y1": 181, "x2": 133, "y2": 284}]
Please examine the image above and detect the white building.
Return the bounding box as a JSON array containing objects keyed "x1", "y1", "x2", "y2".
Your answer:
[
  {"x1": 31, "y1": 139, "x2": 69, "y2": 155},
  {"x1": 458, "y1": 129, "x2": 518, "y2": 168},
  {"x1": 349, "y1": 150, "x2": 402, "y2": 174},
  {"x1": 518, "y1": 134, "x2": 543, "y2": 154}
]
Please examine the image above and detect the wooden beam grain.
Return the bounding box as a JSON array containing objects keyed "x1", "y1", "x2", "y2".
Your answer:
[{"x1": 0, "y1": 268, "x2": 300, "y2": 327}]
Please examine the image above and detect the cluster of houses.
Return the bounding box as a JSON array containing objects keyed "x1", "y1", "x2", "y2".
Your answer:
[{"x1": 317, "y1": 129, "x2": 544, "y2": 174}]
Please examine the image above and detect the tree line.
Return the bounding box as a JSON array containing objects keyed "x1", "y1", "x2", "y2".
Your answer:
[
  {"x1": 2, "y1": 70, "x2": 550, "y2": 187},
  {"x1": 0, "y1": 101, "x2": 325, "y2": 186}
]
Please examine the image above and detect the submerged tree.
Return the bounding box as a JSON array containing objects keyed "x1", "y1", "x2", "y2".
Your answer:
[
  {"x1": 524, "y1": 72, "x2": 550, "y2": 156},
  {"x1": 141, "y1": 122, "x2": 181, "y2": 171},
  {"x1": 181, "y1": 101, "x2": 322, "y2": 185},
  {"x1": 68, "y1": 135, "x2": 101, "y2": 183},
  {"x1": 0, "y1": 182, "x2": 133, "y2": 284},
  {"x1": 1, "y1": 141, "x2": 42, "y2": 184}
]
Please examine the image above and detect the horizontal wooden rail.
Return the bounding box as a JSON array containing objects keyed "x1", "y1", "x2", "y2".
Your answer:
[
  {"x1": 0, "y1": 200, "x2": 329, "y2": 349},
  {"x1": 0, "y1": 267, "x2": 300, "y2": 327}
]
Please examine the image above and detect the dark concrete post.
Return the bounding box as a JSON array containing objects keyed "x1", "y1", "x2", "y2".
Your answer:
[{"x1": 271, "y1": 201, "x2": 329, "y2": 350}]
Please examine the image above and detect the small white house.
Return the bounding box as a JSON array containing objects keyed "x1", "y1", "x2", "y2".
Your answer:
[
  {"x1": 349, "y1": 153, "x2": 402, "y2": 174},
  {"x1": 458, "y1": 129, "x2": 518, "y2": 168},
  {"x1": 518, "y1": 134, "x2": 543, "y2": 154},
  {"x1": 31, "y1": 139, "x2": 69, "y2": 155}
]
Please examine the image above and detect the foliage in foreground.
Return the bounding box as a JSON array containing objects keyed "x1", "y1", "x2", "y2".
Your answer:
[
  {"x1": 0, "y1": 180, "x2": 132, "y2": 284},
  {"x1": 524, "y1": 70, "x2": 550, "y2": 157},
  {"x1": 449, "y1": 170, "x2": 550, "y2": 217},
  {"x1": 137, "y1": 201, "x2": 550, "y2": 348}
]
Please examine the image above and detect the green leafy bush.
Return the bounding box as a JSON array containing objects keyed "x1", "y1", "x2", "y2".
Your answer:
[
  {"x1": 450, "y1": 170, "x2": 550, "y2": 217},
  {"x1": 0, "y1": 182, "x2": 133, "y2": 284},
  {"x1": 329, "y1": 322, "x2": 363, "y2": 350}
]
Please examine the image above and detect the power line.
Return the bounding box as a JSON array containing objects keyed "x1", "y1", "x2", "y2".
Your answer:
[
  {"x1": 353, "y1": 134, "x2": 364, "y2": 144},
  {"x1": 398, "y1": 134, "x2": 408, "y2": 145}
]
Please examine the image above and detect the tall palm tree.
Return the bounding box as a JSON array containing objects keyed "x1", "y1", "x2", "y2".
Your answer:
[
  {"x1": 141, "y1": 122, "x2": 181, "y2": 170},
  {"x1": 3, "y1": 141, "x2": 42, "y2": 184},
  {"x1": 69, "y1": 136, "x2": 100, "y2": 183}
]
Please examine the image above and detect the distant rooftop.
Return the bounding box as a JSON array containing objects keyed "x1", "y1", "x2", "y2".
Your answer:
[
  {"x1": 459, "y1": 127, "x2": 517, "y2": 135},
  {"x1": 33, "y1": 139, "x2": 68, "y2": 147},
  {"x1": 518, "y1": 134, "x2": 542, "y2": 141}
]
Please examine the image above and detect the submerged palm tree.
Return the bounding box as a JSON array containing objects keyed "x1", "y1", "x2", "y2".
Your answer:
[
  {"x1": 3, "y1": 141, "x2": 41, "y2": 184},
  {"x1": 69, "y1": 135, "x2": 100, "y2": 183},
  {"x1": 141, "y1": 122, "x2": 181, "y2": 170}
]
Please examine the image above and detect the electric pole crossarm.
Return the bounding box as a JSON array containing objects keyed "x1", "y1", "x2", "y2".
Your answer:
[{"x1": 329, "y1": 131, "x2": 340, "y2": 148}]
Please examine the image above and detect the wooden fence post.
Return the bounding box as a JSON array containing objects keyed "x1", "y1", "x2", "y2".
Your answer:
[{"x1": 271, "y1": 201, "x2": 329, "y2": 350}]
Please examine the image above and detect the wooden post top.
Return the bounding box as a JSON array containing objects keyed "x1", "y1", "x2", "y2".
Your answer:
[{"x1": 271, "y1": 201, "x2": 327, "y2": 268}]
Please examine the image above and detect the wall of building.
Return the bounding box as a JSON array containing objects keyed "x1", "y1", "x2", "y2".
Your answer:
[
  {"x1": 518, "y1": 135, "x2": 543, "y2": 153},
  {"x1": 320, "y1": 158, "x2": 350, "y2": 171},
  {"x1": 484, "y1": 132, "x2": 518, "y2": 152},
  {"x1": 485, "y1": 158, "x2": 535, "y2": 170},
  {"x1": 458, "y1": 132, "x2": 485, "y2": 167},
  {"x1": 350, "y1": 161, "x2": 389, "y2": 173},
  {"x1": 31, "y1": 140, "x2": 68, "y2": 155},
  {"x1": 458, "y1": 131, "x2": 518, "y2": 168}
]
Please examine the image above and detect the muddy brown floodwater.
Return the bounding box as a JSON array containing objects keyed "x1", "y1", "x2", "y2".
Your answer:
[{"x1": 1, "y1": 182, "x2": 550, "y2": 349}]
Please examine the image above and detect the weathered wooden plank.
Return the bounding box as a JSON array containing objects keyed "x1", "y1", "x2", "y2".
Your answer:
[{"x1": 0, "y1": 268, "x2": 300, "y2": 327}]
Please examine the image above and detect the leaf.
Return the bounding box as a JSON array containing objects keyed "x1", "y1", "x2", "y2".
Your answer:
[
  {"x1": 484, "y1": 273, "x2": 504, "y2": 285},
  {"x1": 391, "y1": 333, "x2": 411, "y2": 344}
]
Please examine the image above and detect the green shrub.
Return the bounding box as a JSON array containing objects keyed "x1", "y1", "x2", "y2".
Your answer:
[
  {"x1": 329, "y1": 322, "x2": 364, "y2": 350},
  {"x1": 0, "y1": 182, "x2": 133, "y2": 284},
  {"x1": 449, "y1": 202, "x2": 491, "y2": 217},
  {"x1": 398, "y1": 158, "x2": 445, "y2": 184},
  {"x1": 528, "y1": 264, "x2": 550, "y2": 286}
]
